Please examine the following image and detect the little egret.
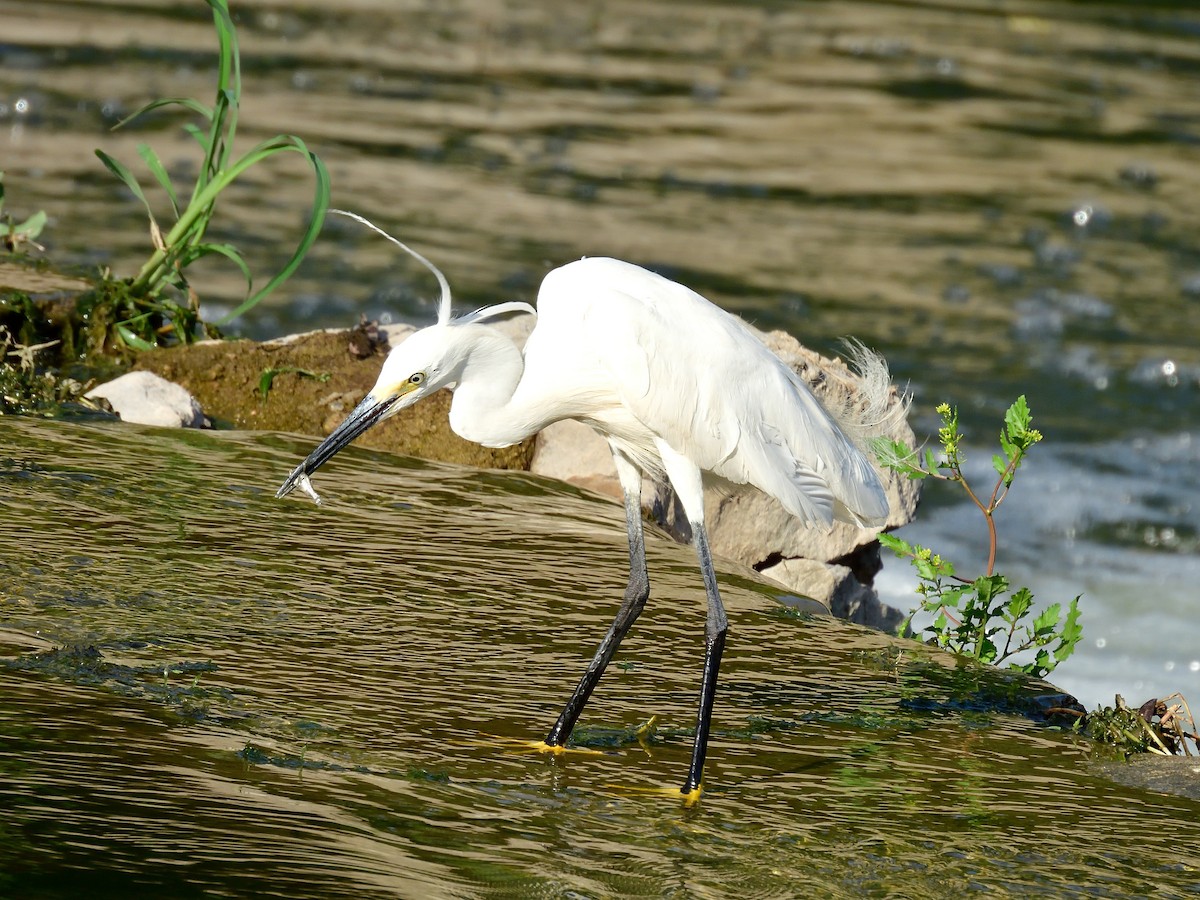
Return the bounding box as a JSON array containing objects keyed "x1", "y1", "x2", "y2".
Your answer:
[{"x1": 278, "y1": 217, "x2": 896, "y2": 801}]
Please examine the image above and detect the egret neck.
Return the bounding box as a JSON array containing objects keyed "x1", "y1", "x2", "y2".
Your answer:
[{"x1": 443, "y1": 325, "x2": 545, "y2": 449}]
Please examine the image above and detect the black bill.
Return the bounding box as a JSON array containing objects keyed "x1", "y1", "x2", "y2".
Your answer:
[{"x1": 276, "y1": 391, "x2": 400, "y2": 499}]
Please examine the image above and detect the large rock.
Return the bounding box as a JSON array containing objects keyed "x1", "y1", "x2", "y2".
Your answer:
[
  {"x1": 85, "y1": 371, "x2": 208, "y2": 428},
  {"x1": 532, "y1": 419, "x2": 627, "y2": 499},
  {"x1": 759, "y1": 557, "x2": 905, "y2": 632}
]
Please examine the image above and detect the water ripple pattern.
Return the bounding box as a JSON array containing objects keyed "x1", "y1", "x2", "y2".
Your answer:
[{"x1": 2, "y1": 419, "x2": 1199, "y2": 896}]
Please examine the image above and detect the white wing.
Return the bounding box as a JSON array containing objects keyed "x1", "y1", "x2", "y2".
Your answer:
[{"x1": 535, "y1": 257, "x2": 889, "y2": 528}]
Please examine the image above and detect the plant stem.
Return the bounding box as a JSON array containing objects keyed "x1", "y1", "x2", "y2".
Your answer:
[
  {"x1": 954, "y1": 472, "x2": 999, "y2": 577},
  {"x1": 130, "y1": 152, "x2": 251, "y2": 293}
]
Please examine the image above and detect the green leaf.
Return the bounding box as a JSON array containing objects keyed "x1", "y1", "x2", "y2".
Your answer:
[
  {"x1": 94, "y1": 149, "x2": 156, "y2": 222},
  {"x1": 137, "y1": 143, "x2": 180, "y2": 218},
  {"x1": 878, "y1": 533, "x2": 911, "y2": 556},
  {"x1": 932, "y1": 610, "x2": 949, "y2": 637},
  {"x1": 1053, "y1": 596, "x2": 1083, "y2": 663},
  {"x1": 972, "y1": 574, "x2": 1009, "y2": 609},
  {"x1": 939, "y1": 585, "x2": 967, "y2": 610},
  {"x1": 871, "y1": 437, "x2": 927, "y2": 478},
  {"x1": 1032, "y1": 602, "x2": 1061, "y2": 637},
  {"x1": 213, "y1": 138, "x2": 330, "y2": 325},
  {"x1": 912, "y1": 554, "x2": 960, "y2": 588},
  {"x1": 1033, "y1": 649, "x2": 1051, "y2": 674},
  {"x1": 115, "y1": 324, "x2": 157, "y2": 351},
  {"x1": 112, "y1": 97, "x2": 213, "y2": 131},
  {"x1": 180, "y1": 242, "x2": 253, "y2": 292},
  {"x1": 1005, "y1": 394, "x2": 1032, "y2": 439},
  {"x1": 999, "y1": 395, "x2": 1042, "y2": 478},
  {"x1": 182, "y1": 123, "x2": 209, "y2": 149},
  {"x1": 915, "y1": 556, "x2": 941, "y2": 581},
  {"x1": 1006, "y1": 586, "x2": 1034, "y2": 623},
  {"x1": 257, "y1": 368, "x2": 278, "y2": 398},
  {"x1": 992, "y1": 453, "x2": 1008, "y2": 479},
  {"x1": 977, "y1": 636, "x2": 999, "y2": 665},
  {"x1": 6, "y1": 209, "x2": 47, "y2": 239}
]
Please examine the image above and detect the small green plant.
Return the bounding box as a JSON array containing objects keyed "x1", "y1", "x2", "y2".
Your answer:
[
  {"x1": 255, "y1": 366, "x2": 330, "y2": 400},
  {"x1": 0, "y1": 172, "x2": 47, "y2": 252},
  {"x1": 95, "y1": 0, "x2": 329, "y2": 349},
  {"x1": 874, "y1": 396, "x2": 1082, "y2": 679}
]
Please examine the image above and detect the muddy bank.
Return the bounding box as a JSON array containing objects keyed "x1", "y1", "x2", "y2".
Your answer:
[
  {"x1": 1, "y1": 259, "x2": 532, "y2": 467},
  {"x1": 135, "y1": 330, "x2": 535, "y2": 470}
]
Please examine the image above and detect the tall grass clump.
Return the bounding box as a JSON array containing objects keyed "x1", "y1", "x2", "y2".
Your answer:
[{"x1": 95, "y1": 0, "x2": 329, "y2": 349}]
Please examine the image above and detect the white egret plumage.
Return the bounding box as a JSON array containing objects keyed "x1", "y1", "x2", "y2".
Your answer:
[{"x1": 278, "y1": 214, "x2": 898, "y2": 800}]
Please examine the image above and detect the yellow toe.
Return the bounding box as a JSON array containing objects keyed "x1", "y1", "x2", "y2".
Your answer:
[
  {"x1": 598, "y1": 782, "x2": 704, "y2": 804},
  {"x1": 524, "y1": 740, "x2": 606, "y2": 757}
]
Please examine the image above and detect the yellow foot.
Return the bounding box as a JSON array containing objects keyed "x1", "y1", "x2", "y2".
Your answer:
[
  {"x1": 600, "y1": 783, "x2": 704, "y2": 805},
  {"x1": 452, "y1": 735, "x2": 608, "y2": 756},
  {"x1": 523, "y1": 740, "x2": 606, "y2": 757}
]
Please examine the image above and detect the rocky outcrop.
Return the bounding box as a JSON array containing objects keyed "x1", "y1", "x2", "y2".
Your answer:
[{"x1": 85, "y1": 371, "x2": 208, "y2": 429}]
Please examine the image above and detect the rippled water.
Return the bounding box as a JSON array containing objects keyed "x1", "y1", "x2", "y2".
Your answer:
[
  {"x1": 3, "y1": 0, "x2": 1199, "y2": 711},
  {"x1": 3, "y1": 1, "x2": 1200, "y2": 890},
  {"x1": 3, "y1": 418, "x2": 1200, "y2": 896}
]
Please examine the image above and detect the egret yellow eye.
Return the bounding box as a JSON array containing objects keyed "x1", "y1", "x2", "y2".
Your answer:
[{"x1": 409, "y1": 373, "x2": 425, "y2": 385}]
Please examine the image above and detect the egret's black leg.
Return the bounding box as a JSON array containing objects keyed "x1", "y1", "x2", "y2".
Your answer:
[
  {"x1": 544, "y1": 449, "x2": 649, "y2": 748},
  {"x1": 680, "y1": 521, "x2": 728, "y2": 799},
  {"x1": 649, "y1": 438, "x2": 728, "y2": 801}
]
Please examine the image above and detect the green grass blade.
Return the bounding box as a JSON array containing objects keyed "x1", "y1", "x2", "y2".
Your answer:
[
  {"x1": 116, "y1": 323, "x2": 158, "y2": 351},
  {"x1": 191, "y1": 89, "x2": 229, "y2": 202},
  {"x1": 94, "y1": 149, "x2": 158, "y2": 227},
  {"x1": 207, "y1": 0, "x2": 240, "y2": 169},
  {"x1": 182, "y1": 123, "x2": 208, "y2": 149},
  {"x1": 188, "y1": 0, "x2": 240, "y2": 204},
  {"x1": 184, "y1": 241, "x2": 254, "y2": 292},
  {"x1": 213, "y1": 138, "x2": 330, "y2": 325},
  {"x1": 112, "y1": 97, "x2": 213, "y2": 131},
  {"x1": 137, "y1": 143, "x2": 180, "y2": 218}
]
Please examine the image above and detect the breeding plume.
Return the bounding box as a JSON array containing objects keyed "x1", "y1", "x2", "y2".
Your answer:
[{"x1": 278, "y1": 215, "x2": 896, "y2": 800}]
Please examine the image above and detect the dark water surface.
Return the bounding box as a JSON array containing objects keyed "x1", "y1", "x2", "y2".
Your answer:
[{"x1": 3, "y1": 417, "x2": 1199, "y2": 897}]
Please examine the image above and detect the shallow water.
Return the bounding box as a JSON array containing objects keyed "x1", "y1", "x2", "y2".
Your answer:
[
  {"x1": 3, "y1": 0, "x2": 1199, "y2": 711},
  {"x1": 2, "y1": 0, "x2": 1200, "y2": 887},
  {"x1": 3, "y1": 417, "x2": 1200, "y2": 897}
]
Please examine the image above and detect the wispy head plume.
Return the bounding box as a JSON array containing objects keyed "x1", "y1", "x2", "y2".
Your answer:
[{"x1": 330, "y1": 209, "x2": 452, "y2": 325}]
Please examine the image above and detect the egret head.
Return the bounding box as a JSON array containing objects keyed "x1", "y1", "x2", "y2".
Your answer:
[
  {"x1": 275, "y1": 211, "x2": 535, "y2": 503},
  {"x1": 275, "y1": 324, "x2": 463, "y2": 502}
]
